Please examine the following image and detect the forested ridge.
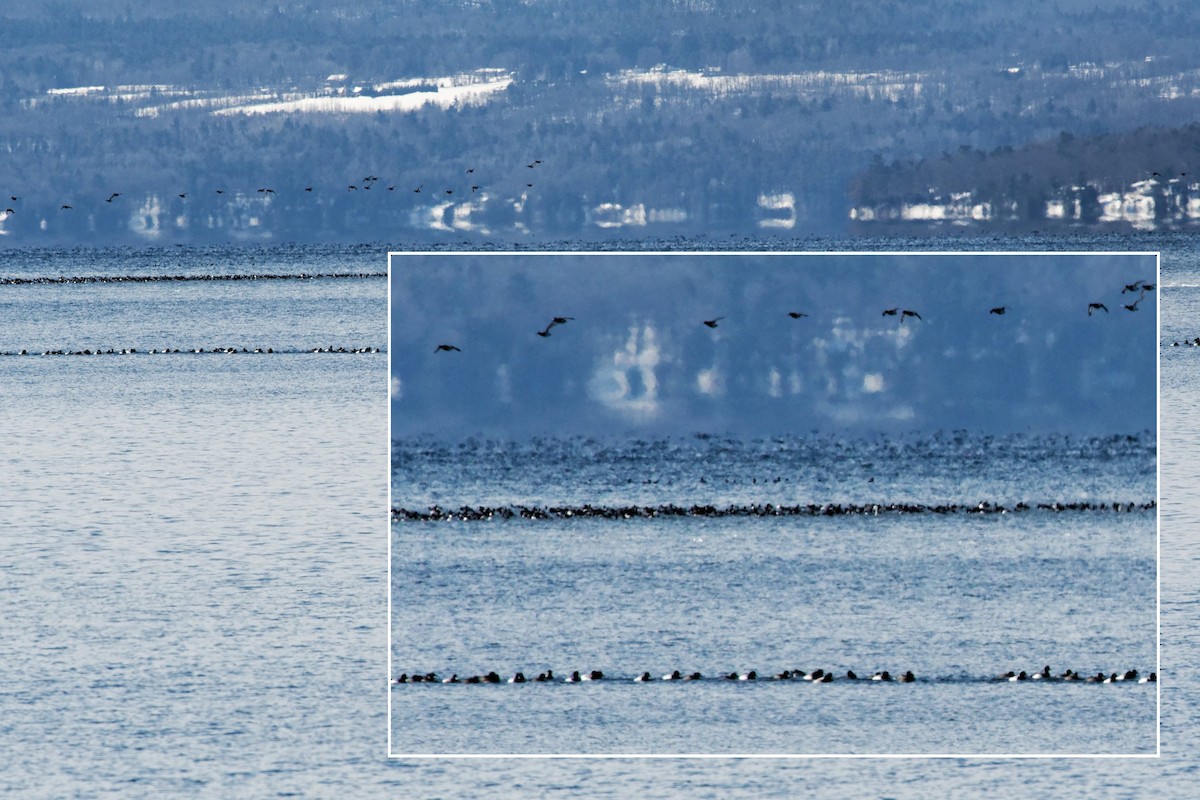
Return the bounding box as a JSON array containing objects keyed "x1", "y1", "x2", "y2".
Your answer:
[{"x1": 2, "y1": 1, "x2": 1199, "y2": 242}]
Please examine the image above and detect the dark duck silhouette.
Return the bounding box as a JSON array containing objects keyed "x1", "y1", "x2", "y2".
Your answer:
[{"x1": 537, "y1": 316, "x2": 574, "y2": 337}]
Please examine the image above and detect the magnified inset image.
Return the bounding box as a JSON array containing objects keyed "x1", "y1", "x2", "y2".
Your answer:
[{"x1": 389, "y1": 251, "x2": 1157, "y2": 757}]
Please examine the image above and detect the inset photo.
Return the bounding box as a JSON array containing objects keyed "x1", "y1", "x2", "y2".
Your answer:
[{"x1": 389, "y1": 251, "x2": 1158, "y2": 757}]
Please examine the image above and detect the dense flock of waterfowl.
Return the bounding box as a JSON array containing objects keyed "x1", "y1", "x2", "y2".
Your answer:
[
  {"x1": 0, "y1": 345, "x2": 383, "y2": 357},
  {"x1": 392, "y1": 499, "x2": 1156, "y2": 522},
  {"x1": 394, "y1": 666, "x2": 1156, "y2": 686},
  {"x1": 0, "y1": 271, "x2": 385, "y2": 286}
]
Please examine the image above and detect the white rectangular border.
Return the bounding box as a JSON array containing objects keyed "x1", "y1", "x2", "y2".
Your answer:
[{"x1": 386, "y1": 249, "x2": 1161, "y2": 760}]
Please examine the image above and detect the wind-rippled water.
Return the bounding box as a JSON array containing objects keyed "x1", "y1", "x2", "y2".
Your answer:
[
  {"x1": 5, "y1": 235, "x2": 1200, "y2": 797},
  {"x1": 1, "y1": 245, "x2": 388, "y2": 798},
  {"x1": 391, "y1": 433, "x2": 1155, "y2": 755}
]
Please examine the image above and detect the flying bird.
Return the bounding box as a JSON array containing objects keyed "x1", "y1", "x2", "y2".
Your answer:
[
  {"x1": 703, "y1": 317, "x2": 723, "y2": 328},
  {"x1": 413, "y1": 185, "x2": 422, "y2": 193},
  {"x1": 989, "y1": 307, "x2": 1006, "y2": 315},
  {"x1": 901, "y1": 309, "x2": 922, "y2": 322},
  {"x1": 305, "y1": 186, "x2": 313, "y2": 192},
  {"x1": 882, "y1": 308, "x2": 898, "y2": 317},
  {"x1": 1123, "y1": 300, "x2": 1140, "y2": 312},
  {"x1": 1122, "y1": 281, "x2": 1145, "y2": 294},
  {"x1": 60, "y1": 204, "x2": 72, "y2": 209},
  {"x1": 787, "y1": 311, "x2": 808, "y2": 319},
  {"x1": 1088, "y1": 302, "x2": 1108, "y2": 315},
  {"x1": 106, "y1": 193, "x2": 120, "y2": 202},
  {"x1": 537, "y1": 316, "x2": 574, "y2": 337},
  {"x1": 178, "y1": 193, "x2": 187, "y2": 198},
  {"x1": 434, "y1": 344, "x2": 461, "y2": 353}
]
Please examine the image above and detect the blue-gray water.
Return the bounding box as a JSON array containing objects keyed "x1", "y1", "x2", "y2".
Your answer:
[
  {"x1": 3, "y1": 235, "x2": 1198, "y2": 796},
  {"x1": 392, "y1": 434, "x2": 1156, "y2": 755}
]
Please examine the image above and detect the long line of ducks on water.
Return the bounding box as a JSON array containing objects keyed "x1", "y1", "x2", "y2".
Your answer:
[
  {"x1": 0, "y1": 345, "x2": 383, "y2": 357},
  {"x1": 394, "y1": 666, "x2": 1155, "y2": 685},
  {"x1": 393, "y1": 500, "x2": 1155, "y2": 522},
  {"x1": 432, "y1": 281, "x2": 1156, "y2": 355},
  {"x1": 0, "y1": 271, "x2": 385, "y2": 286}
]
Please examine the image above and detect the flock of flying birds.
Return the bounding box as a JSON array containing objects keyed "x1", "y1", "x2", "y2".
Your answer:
[
  {"x1": 432, "y1": 278, "x2": 1155, "y2": 353},
  {"x1": 1, "y1": 160, "x2": 547, "y2": 217},
  {"x1": 394, "y1": 665, "x2": 1155, "y2": 685}
]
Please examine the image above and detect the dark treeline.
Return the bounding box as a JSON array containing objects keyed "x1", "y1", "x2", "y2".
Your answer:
[
  {"x1": 849, "y1": 124, "x2": 1200, "y2": 229},
  {"x1": 5, "y1": 1, "x2": 1200, "y2": 91},
  {"x1": 3, "y1": 1, "x2": 1200, "y2": 242}
]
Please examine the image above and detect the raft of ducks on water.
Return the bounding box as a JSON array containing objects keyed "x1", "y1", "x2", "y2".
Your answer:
[
  {"x1": 0, "y1": 271, "x2": 385, "y2": 285},
  {"x1": 394, "y1": 500, "x2": 1156, "y2": 522},
  {"x1": 0, "y1": 345, "x2": 382, "y2": 356},
  {"x1": 394, "y1": 667, "x2": 1155, "y2": 685}
]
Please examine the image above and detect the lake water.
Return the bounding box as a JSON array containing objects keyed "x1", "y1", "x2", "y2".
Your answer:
[
  {"x1": 3, "y1": 235, "x2": 1198, "y2": 796},
  {"x1": 392, "y1": 434, "x2": 1156, "y2": 755}
]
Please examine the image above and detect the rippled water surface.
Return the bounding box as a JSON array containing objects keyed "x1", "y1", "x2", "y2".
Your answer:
[
  {"x1": 392, "y1": 434, "x2": 1156, "y2": 755},
  {"x1": 6, "y1": 235, "x2": 1200, "y2": 797},
  {"x1": 1, "y1": 245, "x2": 388, "y2": 797}
]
